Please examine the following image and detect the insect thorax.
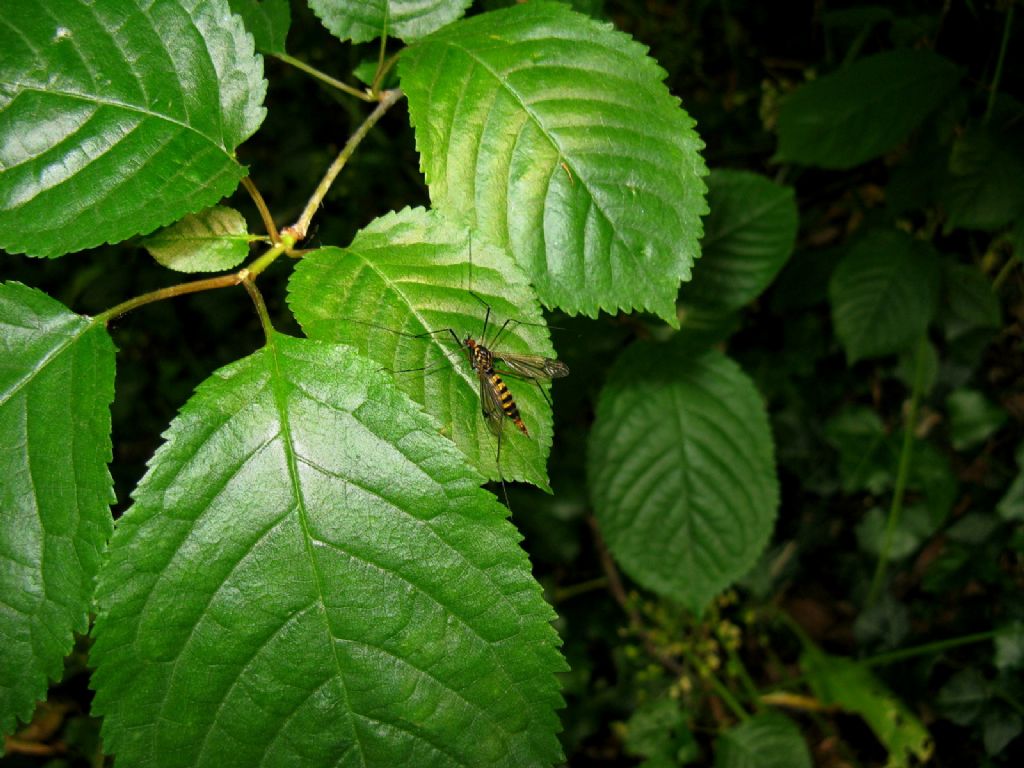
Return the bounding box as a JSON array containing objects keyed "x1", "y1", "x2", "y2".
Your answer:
[{"x1": 467, "y1": 338, "x2": 494, "y2": 372}]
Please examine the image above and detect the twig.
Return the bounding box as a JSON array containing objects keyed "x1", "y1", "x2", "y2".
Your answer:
[
  {"x1": 241, "y1": 176, "x2": 280, "y2": 243},
  {"x1": 285, "y1": 88, "x2": 405, "y2": 242},
  {"x1": 273, "y1": 52, "x2": 373, "y2": 101}
]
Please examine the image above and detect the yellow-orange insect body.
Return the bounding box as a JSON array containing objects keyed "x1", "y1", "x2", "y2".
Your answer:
[{"x1": 465, "y1": 337, "x2": 529, "y2": 436}]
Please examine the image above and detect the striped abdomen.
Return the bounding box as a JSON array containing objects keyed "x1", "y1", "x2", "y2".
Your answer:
[
  {"x1": 466, "y1": 338, "x2": 529, "y2": 436},
  {"x1": 488, "y1": 370, "x2": 528, "y2": 435}
]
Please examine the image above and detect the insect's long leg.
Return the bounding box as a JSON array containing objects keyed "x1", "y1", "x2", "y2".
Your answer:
[
  {"x1": 491, "y1": 317, "x2": 526, "y2": 350},
  {"x1": 342, "y1": 317, "x2": 458, "y2": 343},
  {"x1": 487, "y1": 315, "x2": 562, "y2": 351},
  {"x1": 475, "y1": 295, "x2": 491, "y2": 345},
  {"x1": 342, "y1": 317, "x2": 467, "y2": 376},
  {"x1": 389, "y1": 357, "x2": 453, "y2": 376},
  {"x1": 494, "y1": 422, "x2": 512, "y2": 511},
  {"x1": 531, "y1": 378, "x2": 554, "y2": 410}
]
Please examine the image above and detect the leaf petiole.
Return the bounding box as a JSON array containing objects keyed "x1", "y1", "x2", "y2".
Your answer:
[
  {"x1": 286, "y1": 88, "x2": 405, "y2": 242},
  {"x1": 272, "y1": 52, "x2": 373, "y2": 101}
]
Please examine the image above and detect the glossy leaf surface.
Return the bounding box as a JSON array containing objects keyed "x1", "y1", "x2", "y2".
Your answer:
[
  {"x1": 587, "y1": 343, "x2": 778, "y2": 612},
  {"x1": 227, "y1": 0, "x2": 290, "y2": 53},
  {"x1": 401, "y1": 2, "x2": 708, "y2": 323},
  {"x1": 0, "y1": 0, "x2": 266, "y2": 257},
  {"x1": 143, "y1": 205, "x2": 252, "y2": 272},
  {"x1": 288, "y1": 208, "x2": 560, "y2": 490},
  {"x1": 309, "y1": 0, "x2": 472, "y2": 43},
  {"x1": 0, "y1": 283, "x2": 115, "y2": 737},
  {"x1": 90, "y1": 335, "x2": 564, "y2": 768}
]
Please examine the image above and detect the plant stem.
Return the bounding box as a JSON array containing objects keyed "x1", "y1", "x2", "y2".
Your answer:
[
  {"x1": 372, "y1": 53, "x2": 402, "y2": 97},
  {"x1": 588, "y1": 517, "x2": 750, "y2": 720},
  {"x1": 861, "y1": 630, "x2": 995, "y2": 668},
  {"x1": 718, "y1": 629, "x2": 762, "y2": 707},
  {"x1": 241, "y1": 176, "x2": 280, "y2": 243},
  {"x1": 96, "y1": 273, "x2": 244, "y2": 324},
  {"x1": 992, "y1": 252, "x2": 1020, "y2": 292},
  {"x1": 588, "y1": 517, "x2": 682, "y2": 674},
  {"x1": 241, "y1": 276, "x2": 275, "y2": 341},
  {"x1": 287, "y1": 88, "x2": 405, "y2": 241},
  {"x1": 93, "y1": 80, "x2": 400, "y2": 325},
  {"x1": 865, "y1": 335, "x2": 928, "y2": 607},
  {"x1": 985, "y1": 2, "x2": 1014, "y2": 123},
  {"x1": 552, "y1": 577, "x2": 608, "y2": 603},
  {"x1": 272, "y1": 52, "x2": 373, "y2": 101},
  {"x1": 371, "y1": 8, "x2": 390, "y2": 99},
  {"x1": 680, "y1": 646, "x2": 750, "y2": 722},
  {"x1": 247, "y1": 241, "x2": 292, "y2": 278}
]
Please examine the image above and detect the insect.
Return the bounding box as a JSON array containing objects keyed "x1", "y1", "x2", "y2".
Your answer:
[
  {"x1": 340, "y1": 249, "x2": 568, "y2": 485},
  {"x1": 459, "y1": 293, "x2": 569, "y2": 459}
]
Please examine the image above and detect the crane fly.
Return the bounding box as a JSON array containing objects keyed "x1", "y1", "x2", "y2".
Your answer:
[
  {"x1": 333, "y1": 239, "x2": 568, "y2": 499},
  {"x1": 341, "y1": 280, "x2": 568, "y2": 489},
  {"x1": 460, "y1": 294, "x2": 569, "y2": 460}
]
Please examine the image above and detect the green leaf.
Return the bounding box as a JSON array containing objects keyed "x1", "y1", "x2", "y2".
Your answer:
[
  {"x1": 906, "y1": 440, "x2": 956, "y2": 527},
  {"x1": 587, "y1": 343, "x2": 778, "y2": 612},
  {"x1": 684, "y1": 170, "x2": 798, "y2": 310},
  {"x1": 982, "y1": 709, "x2": 1022, "y2": 756},
  {"x1": 937, "y1": 668, "x2": 988, "y2": 726},
  {"x1": 802, "y1": 647, "x2": 933, "y2": 765},
  {"x1": 939, "y1": 255, "x2": 1003, "y2": 347},
  {"x1": 288, "y1": 208, "x2": 561, "y2": 490},
  {"x1": 946, "y1": 389, "x2": 1007, "y2": 451},
  {"x1": 309, "y1": 0, "x2": 472, "y2": 44},
  {"x1": 941, "y1": 100, "x2": 1024, "y2": 232},
  {"x1": 994, "y1": 621, "x2": 1024, "y2": 671},
  {"x1": 143, "y1": 206, "x2": 252, "y2": 272},
  {"x1": 829, "y1": 229, "x2": 941, "y2": 363},
  {"x1": 0, "y1": 283, "x2": 115, "y2": 738},
  {"x1": 227, "y1": 0, "x2": 290, "y2": 54},
  {"x1": 855, "y1": 505, "x2": 937, "y2": 561},
  {"x1": 895, "y1": 338, "x2": 938, "y2": 395},
  {"x1": 714, "y1": 712, "x2": 811, "y2": 768},
  {"x1": 90, "y1": 335, "x2": 565, "y2": 768},
  {"x1": 823, "y1": 406, "x2": 891, "y2": 494},
  {"x1": 997, "y1": 470, "x2": 1024, "y2": 521},
  {"x1": 676, "y1": 303, "x2": 742, "y2": 351},
  {"x1": 400, "y1": 2, "x2": 708, "y2": 324},
  {"x1": 946, "y1": 511, "x2": 1001, "y2": 544},
  {"x1": 624, "y1": 698, "x2": 698, "y2": 767},
  {"x1": 775, "y1": 49, "x2": 962, "y2": 169},
  {"x1": 0, "y1": 0, "x2": 266, "y2": 257}
]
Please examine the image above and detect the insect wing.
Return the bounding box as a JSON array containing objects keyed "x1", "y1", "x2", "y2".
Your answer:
[
  {"x1": 495, "y1": 352, "x2": 570, "y2": 380},
  {"x1": 478, "y1": 374, "x2": 506, "y2": 437}
]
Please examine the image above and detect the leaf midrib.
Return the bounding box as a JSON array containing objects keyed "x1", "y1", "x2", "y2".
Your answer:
[
  {"x1": 7, "y1": 84, "x2": 231, "y2": 164},
  {"x1": 438, "y1": 39, "x2": 663, "y2": 293},
  {"x1": 264, "y1": 335, "x2": 367, "y2": 767}
]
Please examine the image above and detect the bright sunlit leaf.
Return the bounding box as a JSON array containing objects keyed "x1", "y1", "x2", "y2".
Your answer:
[
  {"x1": 288, "y1": 207, "x2": 561, "y2": 490},
  {"x1": 91, "y1": 335, "x2": 565, "y2": 767},
  {"x1": 401, "y1": 2, "x2": 708, "y2": 323},
  {"x1": 0, "y1": 0, "x2": 266, "y2": 257}
]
